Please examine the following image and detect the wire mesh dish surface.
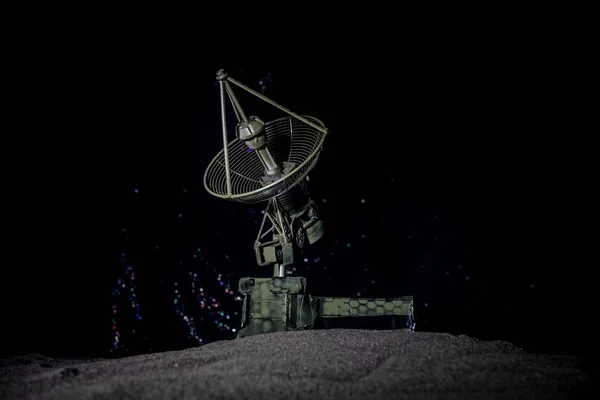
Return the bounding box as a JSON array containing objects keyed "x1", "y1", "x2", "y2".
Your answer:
[{"x1": 204, "y1": 116, "x2": 327, "y2": 204}]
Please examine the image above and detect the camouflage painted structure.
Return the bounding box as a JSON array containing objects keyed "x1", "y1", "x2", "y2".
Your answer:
[
  {"x1": 237, "y1": 277, "x2": 414, "y2": 338},
  {"x1": 204, "y1": 70, "x2": 415, "y2": 338}
]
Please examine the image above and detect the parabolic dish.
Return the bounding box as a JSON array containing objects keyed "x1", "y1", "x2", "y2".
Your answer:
[{"x1": 204, "y1": 116, "x2": 327, "y2": 204}]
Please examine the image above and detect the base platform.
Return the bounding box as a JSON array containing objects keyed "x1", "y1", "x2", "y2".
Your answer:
[{"x1": 237, "y1": 277, "x2": 415, "y2": 338}]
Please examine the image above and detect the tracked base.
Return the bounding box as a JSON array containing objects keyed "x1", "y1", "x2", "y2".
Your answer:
[{"x1": 237, "y1": 276, "x2": 415, "y2": 338}]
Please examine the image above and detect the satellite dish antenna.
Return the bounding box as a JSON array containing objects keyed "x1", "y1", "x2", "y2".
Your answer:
[
  {"x1": 204, "y1": 69, "x2": 327, "y2": 276},
  {"x1": 204, "y1": 70, "x2": 414, "y2": 338}
]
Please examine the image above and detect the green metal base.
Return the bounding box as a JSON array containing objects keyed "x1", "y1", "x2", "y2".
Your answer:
[{"x1": 237, "y1": 277, "x2": 415, "y2": 338}]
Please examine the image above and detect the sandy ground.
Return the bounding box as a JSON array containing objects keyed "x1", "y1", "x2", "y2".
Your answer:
[{"x1": 1, "y1": 330, "x2": 589, "y2": 399}]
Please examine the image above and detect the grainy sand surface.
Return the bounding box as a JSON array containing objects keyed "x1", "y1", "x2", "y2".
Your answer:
[{"x1": 1, "y1": 330, "x2": 588, "y2": 399}]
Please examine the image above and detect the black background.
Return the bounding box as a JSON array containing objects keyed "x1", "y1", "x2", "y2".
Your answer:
[{"x1": 2, "y1": 30, "x2": 587, "y2": 360}]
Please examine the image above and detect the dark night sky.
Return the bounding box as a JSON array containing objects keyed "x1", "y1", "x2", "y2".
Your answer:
[{"x1": 2, "y1": 38, "x2": 587, "y2": 360}]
